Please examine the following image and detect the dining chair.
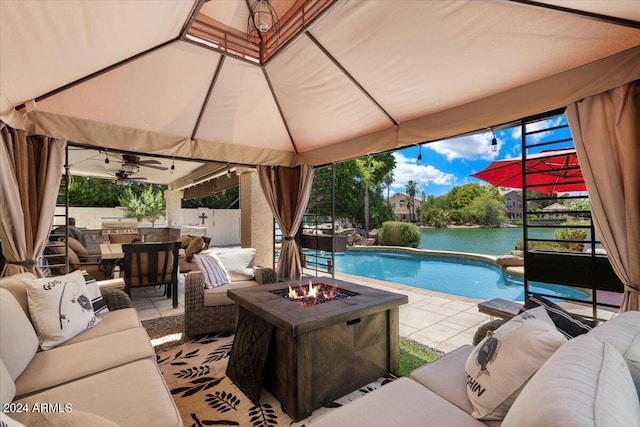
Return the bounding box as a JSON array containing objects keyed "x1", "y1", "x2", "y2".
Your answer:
[{"x1": 122, "y1": 241, "x2": 181, "y2": 308}]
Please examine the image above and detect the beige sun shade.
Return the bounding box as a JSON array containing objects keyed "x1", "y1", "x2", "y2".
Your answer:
[{"x1": 1, "y1": 0, "x2": 639, "y2": 167}]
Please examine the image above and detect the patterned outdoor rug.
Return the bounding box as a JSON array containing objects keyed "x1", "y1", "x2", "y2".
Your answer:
[{"x1": 148, "y1": 317, "x2": 395, "y2": 427}]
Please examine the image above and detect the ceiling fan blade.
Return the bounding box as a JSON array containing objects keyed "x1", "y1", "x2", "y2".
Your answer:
[
  {"x1": 142, "y1": 164, "x2": 168, "y2": 171},
  {"x1": 139, "y1": 159, "x2": 162, "y2": 165},
  {"x1": 129, "y1": 177, "x2": 148, "y2": 181}
]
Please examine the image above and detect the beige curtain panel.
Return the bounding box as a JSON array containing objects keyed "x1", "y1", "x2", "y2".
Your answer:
[
  {"x1": 566, "y1": 80, "x2": 640, "y2": 312},
  {"x1": 258, "y1": 165, "x2": 315, "y2": 279},
  {"x1": 0, "y1": 122, "x2": 65, "y2": 277}
]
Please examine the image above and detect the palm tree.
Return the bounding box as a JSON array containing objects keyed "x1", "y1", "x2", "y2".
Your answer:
[
  {"x1": 405, "y1": 180, "x2": 418, "y2": 222},
  {"x1": 355, "y1": 155, "x2": 384, "y2": 237},
  {"x1": 383, "y1": 173, "x2": 394, "y2": 210}
]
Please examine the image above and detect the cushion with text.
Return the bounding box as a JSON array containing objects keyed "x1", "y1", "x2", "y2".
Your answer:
[
  {"x1": 465, "y1": 306, "x2": 567, "y2": 420},
  {"x1": 24, "y1": 270, "x2": 100, "y2": 350}
]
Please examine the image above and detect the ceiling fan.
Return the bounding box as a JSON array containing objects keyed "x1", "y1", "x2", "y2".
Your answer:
[
  {"x1": 117, "y1": 154, "x2": 168, "y2": 174},
  {"x1": 113, "y1": 170, "x2": 148, "y2": 186}
]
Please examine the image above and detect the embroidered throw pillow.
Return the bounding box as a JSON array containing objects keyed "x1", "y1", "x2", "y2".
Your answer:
[
  {"x1": 194, "y1": 253, "x2": 230, "y2": 289},
  {"x1": 24, "y1": 270, "x2": 101, "y2": 350},
  {"x1": 465, "y1": 306, "x2": 567, "y2": 420}
]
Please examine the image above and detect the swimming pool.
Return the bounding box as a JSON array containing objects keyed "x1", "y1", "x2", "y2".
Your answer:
[{"x1": 329, "y1": 250, "x2": 589, "y2": 302}]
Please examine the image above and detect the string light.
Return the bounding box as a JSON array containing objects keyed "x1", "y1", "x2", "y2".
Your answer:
[
  {"x1": 489, "y1": 128, "x2": 498, "y2": 152},
  {"x1": 170, "y1": 158, "x2": 175, "y2": 175},
  {"x1": 104, "y1": 150, "x2": 110, "y2": 170},
  {"x1": 226, "y1": 163, "x2": 232, "y2": 179},
  {"x1": 417, "y1": 145, "x2": 422, "y2": 164}
]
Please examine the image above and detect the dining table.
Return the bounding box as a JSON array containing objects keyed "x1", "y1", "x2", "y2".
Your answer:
[{"x1": 99, "y1": 243, "x2": 123, "y2": 279}]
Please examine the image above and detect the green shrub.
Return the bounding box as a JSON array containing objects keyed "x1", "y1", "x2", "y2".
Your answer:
[
  {"x1": 554, "y1": 221, "x2": 589, "y2": 252},
  {"x1": 378, "y1": 221, "x2": 421, "y2": 247}
]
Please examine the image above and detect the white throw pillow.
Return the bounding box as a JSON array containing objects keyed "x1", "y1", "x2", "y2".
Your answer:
[
  {"x1": 503, "y1": 336, "x2": 640, "y2": 427},
  {"x1": 587, "y1": 310, "x2": 640, "y2": 393},
  {"x1": 216, "y1": 248, "x2": 256, "y2": 281},
  {"x1": 24, "y1": 270, "x2": 100, "y2": 350},
  {"x1": 465, "y1": 306, "x2": 567, "y2": 420}
]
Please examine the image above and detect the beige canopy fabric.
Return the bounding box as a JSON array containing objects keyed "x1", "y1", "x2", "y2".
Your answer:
[
  {"x1": 566, "y1": 81, "x2": 640, "y2": 312},
  {"x1": 0, "y1": 123, "x2": 65, "y2": 277},
  {"x1": 258, "y1": 165, "x2": 314, "y2": 279},
  {"x1": 1, "y1": 1, "x2": 639, "y2": 168}
]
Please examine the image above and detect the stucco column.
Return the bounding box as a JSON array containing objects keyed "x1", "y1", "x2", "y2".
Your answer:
[
  {"x1": 237, "y1": 167, "x2": 274, "y2": 268},
  {"x1": 164, "y1": 189, "x2": 184, "y2": 227}
]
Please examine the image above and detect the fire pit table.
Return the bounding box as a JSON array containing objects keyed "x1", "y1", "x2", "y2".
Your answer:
[{"x1": 226, "y1": 278, "x2": 407, "y2": 421}]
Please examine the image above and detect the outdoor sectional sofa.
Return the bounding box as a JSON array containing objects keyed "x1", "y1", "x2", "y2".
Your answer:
[
  {"x1": 0, "y1": 272, "x2": 182, "y2": 427},
  {"x1": 309, "y1": 309, "x2": 640, "y2": 427}
]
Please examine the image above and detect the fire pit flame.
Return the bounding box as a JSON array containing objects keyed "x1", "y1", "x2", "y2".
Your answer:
[{"x1": 281, "y1": 280, "x2": 344, "y2": 307}]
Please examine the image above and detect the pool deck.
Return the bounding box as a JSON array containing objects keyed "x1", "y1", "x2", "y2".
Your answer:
[{"x1": 131, "y1": 270, "x2": 500, "y2": 354}]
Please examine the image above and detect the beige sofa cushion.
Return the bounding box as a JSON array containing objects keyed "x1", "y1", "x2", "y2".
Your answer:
[
  {"x1": 0, "y1": 272, "x2": 36, "y2": 319},
  {"x1": 11, "y1": 359, "x2": 181, "y2": 427},
  {"x1": 61, "y1": 308, "x2": 142, "y2": 346},
  {"x1": 14, "y1": 327, "x2": 154, "y2": 397},
  {"x1": 411, "y1": 344, "x2": 475, "y2": 414},
  {"x1": 308, "y1": 377, "x2": 489, "y2": 426},
  {"x1": 0, "y1": 358, "x2": 16, "y2": 405},
  {"x1": 203, "y1": 280, "x2": 259, "y2": 306},
  {"x1": 587, "y1": 310, "x2": 640, "y2": 393},
  {"x1": 503, "y1": 335, "x2": 640, "y2": 427},
  {"x1": 27, "y1": 410, "x2": 120, "y2": 427},
  {"x1": 0, "y1": 289, "x2": 39, "y2": 381}
]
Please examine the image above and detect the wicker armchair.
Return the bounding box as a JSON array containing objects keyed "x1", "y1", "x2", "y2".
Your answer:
[
  {"x1": 100, "y1": 288, "x2": 134, "y2": 311},
  {"x1": 184, "y1": 267, "x2": 277, "y2": 337}
]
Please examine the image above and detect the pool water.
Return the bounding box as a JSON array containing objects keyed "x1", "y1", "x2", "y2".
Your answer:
[{"x1": 331, "y1": 250, "x2": 589, "y2": 302}]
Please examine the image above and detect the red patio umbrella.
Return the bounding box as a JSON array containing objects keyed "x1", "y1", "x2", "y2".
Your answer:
[{"x1": 471, "y1": 148, "x2": 586, "y2": 194}]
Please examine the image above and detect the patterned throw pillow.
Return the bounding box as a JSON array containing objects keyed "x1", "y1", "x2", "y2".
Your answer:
[
  {"x1": 194, "y1": 253, "x2": 230, "y2": 289},
  {"x1": 81, "y1": 271, "x2": 109, "y2": 315},
  {"x1": 23, "y1": 270, "x2": 101, "y2": 350},
  {"x1": 465, "y1": 306, "x2": 567, "y2": 420},
  {"x1": 520, "y1": 293, "x2": 596, "y2": 339}
]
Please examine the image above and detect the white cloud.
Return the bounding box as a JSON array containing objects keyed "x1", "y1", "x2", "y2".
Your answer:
[
  {"x1": 389, "y1": 152, "x2": 456, "y2": 195},
  {"x1": 424, "y1": 132, "x2": 500, "y2": 162},
  {"x1": 511, "y1": 117, "x2": 564, "y2": 143}
]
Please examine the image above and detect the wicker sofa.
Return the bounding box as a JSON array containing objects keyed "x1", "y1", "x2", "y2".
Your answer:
[
  {"x1": 0, "y1": 272, "x2": 181, "y2": 427},
  {"x1": 184, "y1": 266, "x2": 277, "y2": 336}
]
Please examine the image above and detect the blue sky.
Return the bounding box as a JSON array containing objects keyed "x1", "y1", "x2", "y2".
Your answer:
[{"x1": 387, "y1": 115, "x2": 572, "y2": 198}]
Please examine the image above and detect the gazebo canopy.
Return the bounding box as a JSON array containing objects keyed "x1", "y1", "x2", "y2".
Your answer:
[{"x1": 1, "y1": 0, "x2": 639, "y2": 171}]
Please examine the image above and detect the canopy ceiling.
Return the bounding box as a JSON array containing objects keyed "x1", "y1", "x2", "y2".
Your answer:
[{"x1": 1, "y1": 0, "x2": 639, "y2": 171}]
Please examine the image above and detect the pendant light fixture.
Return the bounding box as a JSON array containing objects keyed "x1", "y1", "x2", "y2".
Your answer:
[{"x1": 247, "y1": 0, "x2": 280, "y2": 45}]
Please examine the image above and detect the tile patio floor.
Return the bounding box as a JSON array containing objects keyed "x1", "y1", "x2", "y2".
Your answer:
[{"x1": 131, "y1": 270, "x2": 494, "y2": 354}]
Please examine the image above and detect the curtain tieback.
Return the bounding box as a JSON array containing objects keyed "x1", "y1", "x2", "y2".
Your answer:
[
  {"x1": 283, "y1": 237, "x2": 296, "y2": 241},
  {"x1": 6, "y1": 259, "x2": 37, "y2": 268}
]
